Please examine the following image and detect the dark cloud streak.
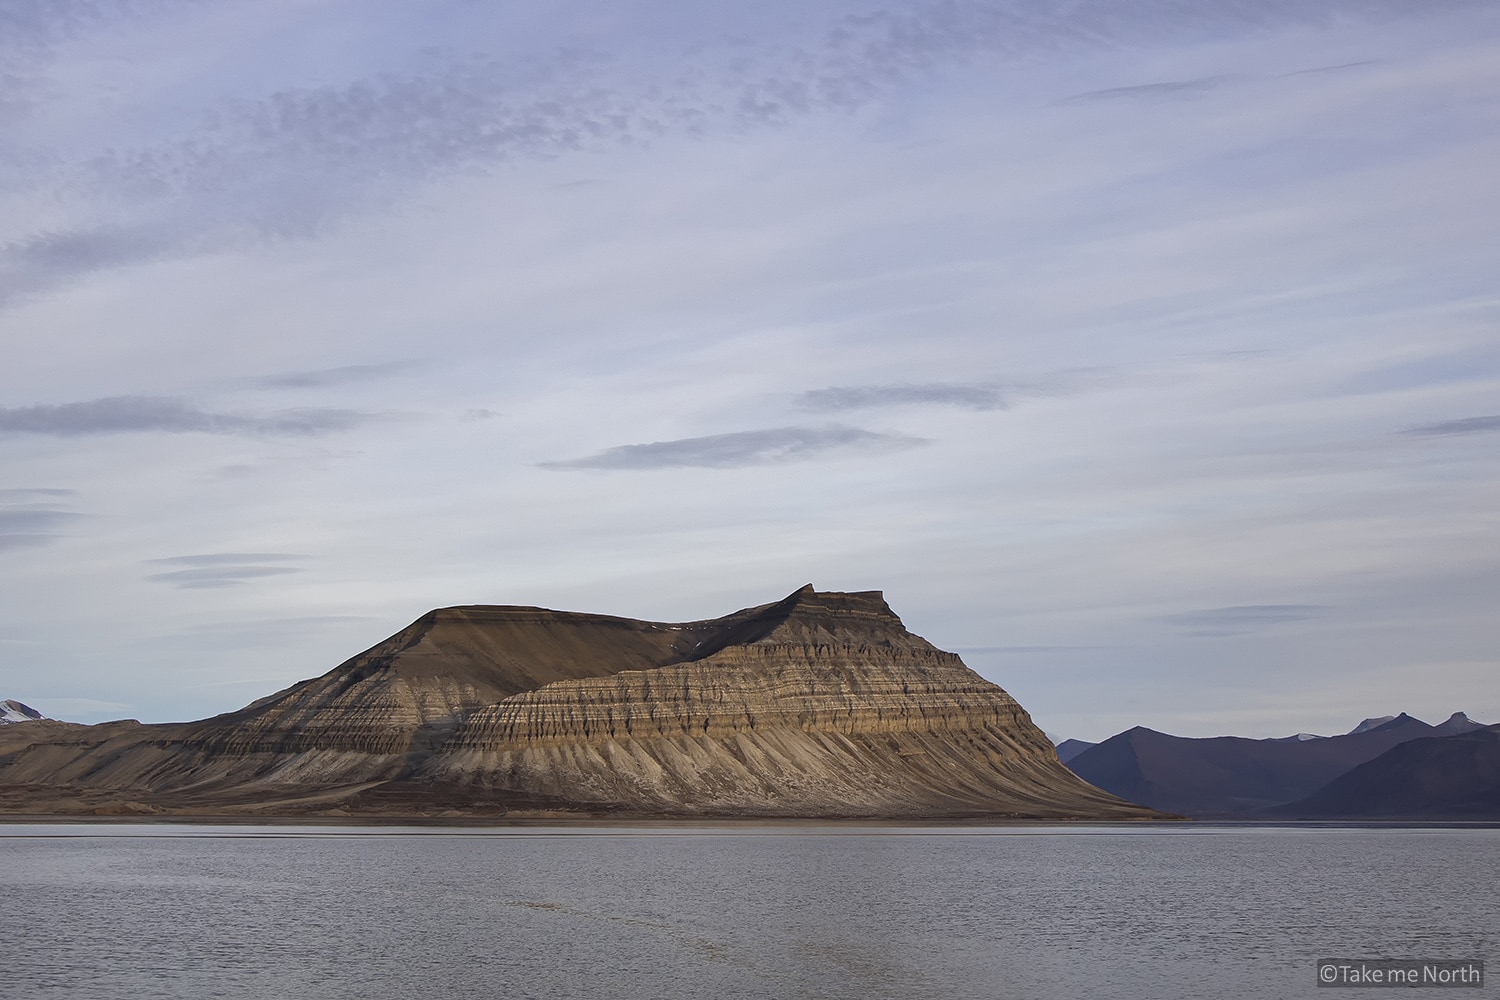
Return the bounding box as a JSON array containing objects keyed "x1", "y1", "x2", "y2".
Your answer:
[
  {"x1": 0, "y1": 488, "x2": 76, "y2": 500},
  {"x1": 143, "y1": 551, "x2": 310, "y2": 589},
  {"x1": 797, "y1": 382, "x2": 1007, "y2": 412},
  {"x1": 8, "y1": 225, "x2": 171, "y2": 271},
  {"x1": 0, "y1": 510, "x2": 85, "y2": 532},
  {"x1": 1403, "y1": 415, "x2": 1500, "y2": 437},
  {"x1": 147, "y1": 553, "x2": 308, "y2": 566},
  {"x1": 1162, "y1": 604, "x2": 1329, "y2": 637},
  {"x1": 0, "y1": 500, "x2": 85, "y2": 554},
  {"x1": 0, "y1": 396, "x2": 372, "y2": 436},
  {"x1": 256, "y1": 363, "x2": 411, "y2": 389},
  {"x1": 0, "y1": 533, "x2": 58, "y2": 553},
  {"x1": 542, "y1": 425, "x2": 924, "y2": 470},
  {"x1": 0, "y1": 224, "x2": 183, "y2": 310},
  {"x1": 1061, "y1": 75, "x2": 1232, "y2": 103},
  {"x1": 144, "y1": 566, "x2": 304, "y2": 588}
]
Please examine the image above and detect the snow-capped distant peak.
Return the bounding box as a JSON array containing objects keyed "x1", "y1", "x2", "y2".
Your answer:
[
  {"x1": 1347, "y1": 715, "x2": 1397, "y2": 736},
  {"x1": 1434, "y1": 711, "x2": 1487, "y2": 735},
  {"x1": 0, "y1": 699, "x2": 46, "y2": 724}
]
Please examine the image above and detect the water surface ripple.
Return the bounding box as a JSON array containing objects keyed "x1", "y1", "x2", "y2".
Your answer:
[{"x1": 3, "y1": 824, "x2": 1495, "y2": 999}]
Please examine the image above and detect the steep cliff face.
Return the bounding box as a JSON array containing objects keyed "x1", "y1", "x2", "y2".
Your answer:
[{"x1": 0, "y1": 586, "x2": 1160, "y2": 819}]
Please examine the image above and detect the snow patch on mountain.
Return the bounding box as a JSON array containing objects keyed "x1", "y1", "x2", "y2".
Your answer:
[
  {"x1": 1347, "y1": 715, "x2": 1397, "y2": 736},
  {"x1": 1, "y1": 699, "x2": 46, "y2": 724}
]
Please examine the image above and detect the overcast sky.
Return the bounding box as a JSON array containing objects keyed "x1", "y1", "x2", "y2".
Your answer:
[{"x1": 2, "y1": 0, "x2": 1497, "y2": 741}]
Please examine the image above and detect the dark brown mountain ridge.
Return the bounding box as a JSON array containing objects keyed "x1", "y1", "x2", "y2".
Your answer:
[
  {"x1": 0, "y1": 586, "x2": 1162, "y2": 820},
  {"x1": 1065, "y1": 713, "x2": 1492, "y2": 818},
  {"x1": 1266, "y1": 724, "x2": 1500, "y2": 820}
]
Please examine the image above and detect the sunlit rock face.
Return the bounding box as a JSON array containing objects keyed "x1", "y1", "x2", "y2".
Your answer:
[{"x1": 0, "y1": 587, "x2": 1161, "y2": 819}]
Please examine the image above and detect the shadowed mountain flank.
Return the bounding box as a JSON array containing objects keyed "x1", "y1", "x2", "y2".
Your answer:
[
  {"x1": 0, "y1": 587, "x2": 1161, "y2": 820},
  {"x1": 1266, "y1": 725, "x2": 1500, "y2": 820},
  {"x1": 1066, "y1": 714, "x2": 1466, "y2": 817},
  {"x1": 1055, "y1": 739, "x2": 1097, "y2": 764}
]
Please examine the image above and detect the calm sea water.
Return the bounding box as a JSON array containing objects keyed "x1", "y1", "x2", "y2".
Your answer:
[{"x1": 2, "y1": 824, "x2": 1494, "y2": 999}]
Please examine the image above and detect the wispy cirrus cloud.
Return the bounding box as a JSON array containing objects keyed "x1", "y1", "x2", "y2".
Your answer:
[
  {"x1": 1062, "y1": 75, "x2": 1233, "y2": 103},
  {"x1": 1059, "y1": 61, "x2": 1375, "y2": 109},
  {"x1": 542, "y1": 425, "x2": 924, "y2": 470},
  {"x1": 144, "y1": 553, "x2": 309, "y2": 589},
  {"x1": 1402, "y1": 415, "x2": 1500, "y2": 437},
  {"x1": 6, "y1": 0, "x2": 1470, "y2": 309},
  {"x1": 0, "y1": 396, "x2": 372, "y2": 436},
  {"x1": 0, "y1": 0, "x2": 194, "y2": 52},
  {"x1": 1162, "y1": 605, "x2": 1330, "y2": 637}
]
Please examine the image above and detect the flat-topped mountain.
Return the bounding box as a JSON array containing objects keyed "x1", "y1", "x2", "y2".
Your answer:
[{"x1": 0, "y1": 586, "x2": 1161, "y2": 820}]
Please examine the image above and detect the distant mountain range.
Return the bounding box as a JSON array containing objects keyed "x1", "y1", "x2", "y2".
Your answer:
[
  {"x1": 1062, "y1": 712, "x2": 1496, "y2": 819},
  {"x1": 1263, "y1": 713, "x2": 1484, "y2": 742},
  {"x1": 1266, "y1": 725, "x2": 1500, "y2": 820},
  {"x1": 1054, "y1": 738, "x2": 1096, "y2": 764},
  {"x1": 1, "y1": 700, "x2": 45, "y2": 725}
]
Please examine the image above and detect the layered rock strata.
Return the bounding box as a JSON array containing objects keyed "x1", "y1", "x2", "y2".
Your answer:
[{"x1": 0, "y1": 586, "x2": 1160, "y2": 819}]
